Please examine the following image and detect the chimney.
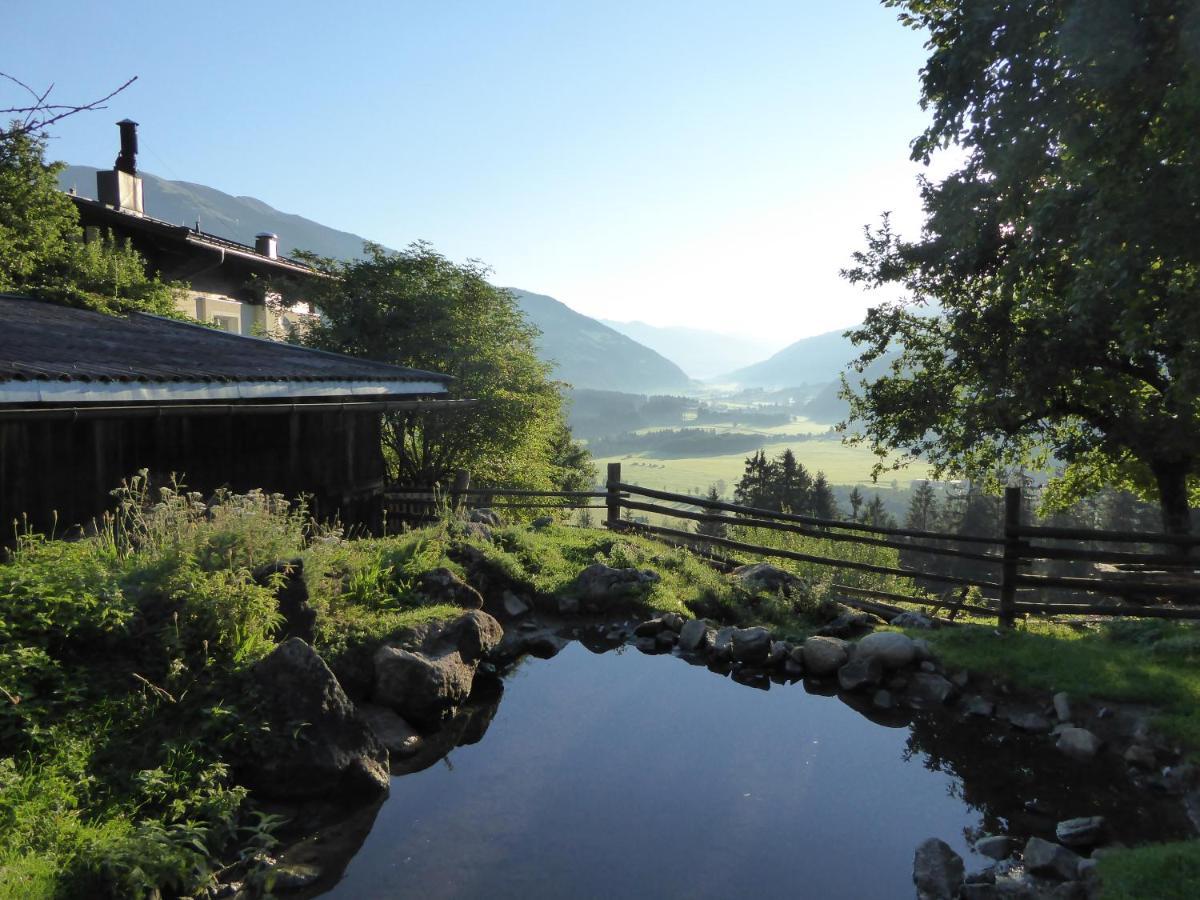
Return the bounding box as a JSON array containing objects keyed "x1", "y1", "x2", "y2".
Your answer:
[
  {"x1": 97, "y1": 119, "x2": 144, "y2": 215},
  {"x1": 255, "y1": 233, "x2": 279, "y2": 259}
]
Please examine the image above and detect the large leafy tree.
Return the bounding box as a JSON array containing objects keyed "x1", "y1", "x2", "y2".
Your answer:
[
  {"x1": 291, "y1": 242, "x2": 594, "y2": 490},
  {"x1": 843, "y1": 1, "x2": 1200, "y2": 533}
]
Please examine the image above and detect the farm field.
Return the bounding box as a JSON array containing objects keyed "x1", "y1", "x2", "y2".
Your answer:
[{"x1": 592, "y1": 437, "x2": 930, "y2": 496}]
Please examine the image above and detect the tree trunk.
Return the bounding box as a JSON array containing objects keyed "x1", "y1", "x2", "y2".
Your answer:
[{"x1": 1151, "y1": 459, "x2": 1193, "y2": 538}]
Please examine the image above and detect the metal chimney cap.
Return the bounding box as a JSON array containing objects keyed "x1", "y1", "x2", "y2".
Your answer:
[
  {"x1": 116, "y1": 118, "x2": 139, "y2": 126},
  {"x1": 255, "y1": 232, "x2": 279, "y2": 239}
]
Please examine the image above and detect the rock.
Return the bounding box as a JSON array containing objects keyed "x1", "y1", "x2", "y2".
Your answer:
[
  {"x1": 891, "y1": 610, "x2": 935, "y2": 629},
  {"x1": 271, "y1": 863, "x2": 322, "y2": 890},
  {"x1": 1009, "y1": 712, "x2": 1053, "y2": 734},
  {"x1": 950, "y1": 670, "x2": 970, "y2": 689},
  {"x1": 872, "y1": 689, "x2": 895, "y2": 710},
  {"x1": 731, "y1": 562, "x2": 799, "y2": 594},
  {"x1": 838, "y1": 654, "x2": 884, "y2": 691},
  {"x1": 661, "y1": 612, "x2": 686, "y2": 632},
  {"x1": 711, "y1": 627, "x2": 736, "y2": 662},
  {"x1": 418, "y1": 567, "x2": 483, "y2": 609},
  {"x1": 524, "y1": 632, "x2": 569, "y2": 658},
  {"x1": 1023, "y1": 837, "x2": 1082, "y2": 881},
  {"x1": 1076, "y1": 858, "x2": 1099, "y2": 883},
  {"x1": 1056, "y1": 727, "x2": 1102, "y2": 760},
  {"x1": 920, "y1": 660, "x2": 938, "y2": 673},
  {"x1": 1160, "y1": 763, "x2": 1197, "y2": 794},
  {"x1": 634, "y1": 618, "x2": 665, "y2": 637},
  {"x1": 801, "y1": 636, "x2": 850, "y2": 676},
  {"x1": 913, "y1": 838, "x2": 965, "y2": 900},
  {"x1": 784, "y1": 659, "x2": 805, "y2": 678},
  {"x1": 241, "y1": 638, "x2": 389, "y2": 801},
  {"x1": 373, "y1": 645, "x2": 475, "y2": 728},
  {"x1": 635, "y1": 636, "x2": 658, "y2": 653},
  {"x1": 359, "y1": 703, "x2": 424, "y2": 759},
  {"x1": 1052, "y1": 692, "x2": 1072, "y2": 722},
  {"x1": 678, "y1": 619, "x2": 715, "y2": 653},
  {"x1": 531, "y1": 516, "x2": 553, "y2": 529},
  {"x1": 960, "y1": 885, "x2": 999, "y2": 900},
  {"x1": 502, "y1": 590, "x2": 531, "y2": 617},
  {"x1": 436, "y1": 610, "x2": 503, "y2": 664},
  {"x1": 655, "y1": 630, "x2": 678, "y2": 648},
  {"x1": 965, "y1": 695, "x2": 996, "y2": 717},
  {"x1": 976, "y1": 835, "x2": 1014, "y2": 860},
  {"x1": 570, "y1": 563, "x2": 660, "y2": 609},
  {"x1": 912, "y1": 638, "x2": 934, "y2": 661},
  {"x1": 463, "y1": 522, "x2": 493, "y2": 542},
  {"x1": 906, "y1": 673, "x2": 958, "y2": 707},
  {"x1": 855, "y1": 631, "x2": 917, "y2": 669},
  {"x1": 766, "y1": 640, "x2": 789, "y2": 668},
  {"x1": 469, "y1": 507, "x2": 501, "y2": 526},
  {"x1": 1124, "y1": 744, "x2": 1156, "y2": 769},
  {"x1": 816, "y1": 611, "x2": 876, "y2": 638},
  {"x1": 558, "y1": 595, "x2": 580, "y2": 615},
  {"x1": 1055, "y1": 816, "x2": 1105, "y2": 848},
  {"x1": 731, "y1": 626, "x2": 772, "y2": 664}
]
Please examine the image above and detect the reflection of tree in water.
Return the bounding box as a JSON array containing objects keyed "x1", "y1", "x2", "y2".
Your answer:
[{"x1": 900, "y1": 709, "x2": 1192, "y2": 848}]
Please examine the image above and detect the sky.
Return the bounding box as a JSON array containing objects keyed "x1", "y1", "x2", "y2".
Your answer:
[{"x1": 4, "y1": 1, "x2": 946, "y2": 348}]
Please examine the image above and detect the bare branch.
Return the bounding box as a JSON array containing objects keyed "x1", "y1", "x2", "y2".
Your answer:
[{"x1": 1, "y1": 73, "x2": 138, "y2": 139}]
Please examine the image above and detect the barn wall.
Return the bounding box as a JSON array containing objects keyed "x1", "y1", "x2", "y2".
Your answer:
[{"x1": 0, "y1": 410, "x2": 385, "y2": 540}]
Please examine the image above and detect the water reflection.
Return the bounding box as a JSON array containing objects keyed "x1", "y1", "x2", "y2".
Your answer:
[{"x1": 315, "y1": 639, "x2": 1186, "y2": 899}]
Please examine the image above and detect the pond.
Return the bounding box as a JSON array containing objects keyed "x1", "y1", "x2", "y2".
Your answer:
[{"x1": 318, "y1": 636, "x2": 1181, "y2": 899}]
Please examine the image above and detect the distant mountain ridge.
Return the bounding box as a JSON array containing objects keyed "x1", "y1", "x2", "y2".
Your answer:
[
  {"x1": 600, "y1": 319, "x2": 778, "y2": 380},
  {"x1": 717, "y1": 326, "x2": 860, "y2": 388},
  {"x1": 58, "y1": 166, "x2": 690, "y2": 394},
  {"x1": 509, "y1": 291, "x2": 692, "y2": 394}
]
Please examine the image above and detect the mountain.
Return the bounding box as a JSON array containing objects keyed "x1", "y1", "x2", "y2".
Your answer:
[
  {"x1": 59, "y1": 166, "x2": 690, "y2": 395},
  {"x1": 717, "y1": 326, "x2": 860, "y2": 388},
  {"x1": 599, "y1": 320, "x2": 778, "y2": 380},
  {"x1": 508, "y1": 290, "x2": 692, "y2": 394}
]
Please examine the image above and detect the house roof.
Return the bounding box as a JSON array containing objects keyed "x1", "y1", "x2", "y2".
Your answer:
[
  {"x1": 69, "y1": 195, "x2": 320, "y2": 280},
  {"x1": 0, "y1": 294, "x2": 450, "y2": 407}
]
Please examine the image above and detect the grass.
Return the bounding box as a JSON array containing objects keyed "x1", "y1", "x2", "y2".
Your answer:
[
  {"x1": 1096, "y1": 841, "x2": 1200, "y2": 900},
  {"x1": 920, "y1": 619, "x2": 1200, "y2": 748},
  {"x1": 592, "y1": 437, "x2": 930, "y2": 495}
]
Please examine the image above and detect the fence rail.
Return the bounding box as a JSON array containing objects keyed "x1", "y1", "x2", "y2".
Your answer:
[{"x1": 381, "y1": 464, "x2": 1200, "y2": 627}]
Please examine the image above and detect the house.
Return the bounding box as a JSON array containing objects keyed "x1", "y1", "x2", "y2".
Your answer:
[
  {"x1": 0, "y1": 294, "x2": 463, "y2": 534},
  {"x1": 69, "y1": 120, "x2": 315, "y2": 336}
]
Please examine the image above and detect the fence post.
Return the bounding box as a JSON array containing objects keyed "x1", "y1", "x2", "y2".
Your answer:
[
  {"x1": 999, "y1": 485, "x2": 1022, "y2": 628},
  {"x1": 451, "y1": 469, "x2": 470, "y2": 512},
  {"x1": 606, "y1": 462, "x2": 622, "y2": 530}
]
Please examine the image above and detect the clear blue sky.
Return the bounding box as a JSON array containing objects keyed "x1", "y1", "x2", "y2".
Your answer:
[{"x1": 4, "y1": 1, "x2": 942, "y2": 346}]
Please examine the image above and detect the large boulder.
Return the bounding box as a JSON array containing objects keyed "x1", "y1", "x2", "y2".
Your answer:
[
  {"x1": 678, "y1": 619, "x2": 715, "y2": 653},
  {"x1": 731, "y1": 562, "x2": 801, "y2": 594},
  {"x1": 433, "y1": 609, "x2": 504, "y2": 664},
  {"x1": 1055, "y1": 816, "x2": 1106, "y2": 848},
  {"x1": 373, "y1": 644, "x2": 475, "y2": 728},
  {"x1": 240, "y1": 638, "x2": 389, "y2": 801},
  {"x1": 838, "y1": 654, "x2": 884, "y2": 691},
  {"x1": 569, "y1": 563, "x2": 660, "y2": 611},
  {"x1": 1056, "y1": 727, "x2": 1102, "y2": 760},
  {"x1": 913, "y1": 838, "x2": 964, "y2": 900},
  {"x1": 905, "y1": 673, "x2": 957, "y2": 708},
  {"x1": 469, "y1": 507, "x2": 502, "y2": 526},
  {"x1": 801, "y1": 636, "x2": 850, "y2": 676},
  {"x1": 855, "y1": 631, "x2": 917, "y2": 669},
  {"x1": 418, "y1": 567, "x2": 484, "y2": 610},
  {"x1": 1023, "y1": 837, "x2": 1082, "y2": 881},
  {"x1": 731, "y1": 626, "x2": 772, "y2": 664},
  {"x1": 359, "y1": 703, "x2": 424, "y2": 759}
]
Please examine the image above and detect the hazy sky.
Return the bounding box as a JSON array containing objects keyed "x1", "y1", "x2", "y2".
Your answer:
[{"x1": 5, "y1": 1, "x2": 943, "y2": 347}]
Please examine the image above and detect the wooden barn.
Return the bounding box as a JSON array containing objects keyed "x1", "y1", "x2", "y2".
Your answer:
[{"x1": 0, "y1": 294, "x2": 459, "y2": 535}]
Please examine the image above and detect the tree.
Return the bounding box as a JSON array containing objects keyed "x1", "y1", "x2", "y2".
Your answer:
[
  {"x1": 695, "y1": 484, "x2": 727, "y2": 539},
  {"x1": 733, "y1": 450, "x2": 774, "y2": 509},
  {"x1": 1, "y1": 72, "x2": 136, "y2": 140},
  {"x1": 848, "y1": 486, "x2": 864, "y2": 523},
  {"x1": 811, "y1": 472, "x2": 839, "y2": 520},
  {"x1": 0, "y1": 127, "x2": 180, "y2": 314},
  {"x1": 905, "y1": 481, "x2": 939, "y2": 532},
  {"x1": 289, "y1": 242, "x2": 593, "y2": 490},
  {"x1": 863, "y1": 494, "x2": 895, "y2": 528},
  {"x1": 843, "y1": 1, "x2": 1200, "y2": 534}
]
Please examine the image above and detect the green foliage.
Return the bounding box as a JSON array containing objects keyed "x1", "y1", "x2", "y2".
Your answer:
[
  {"x1": 923, "y1": 620, "x2": 1200, "y2": 749},
  {"x1": 845, "y1": 1, "x2": 1200, "y2": 532},
  {"x1": 0, "y1": 128, "x2": 183, "y2": 315},
  {"x1": 287, "y1": 241, "x2": 594, "y2": 492},
  {"x1": 1096, "y1": 840, "x2": 1200, "y2": 900}
]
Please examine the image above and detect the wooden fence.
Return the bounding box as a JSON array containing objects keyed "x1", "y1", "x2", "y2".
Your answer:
[{"x1": 383, "y1": 464, "x2": 1200, "y2": 627}]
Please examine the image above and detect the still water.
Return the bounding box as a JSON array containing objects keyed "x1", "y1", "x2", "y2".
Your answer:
[{"x1": 322, "y1": 641, "x2": 1013, "y2": 899}]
